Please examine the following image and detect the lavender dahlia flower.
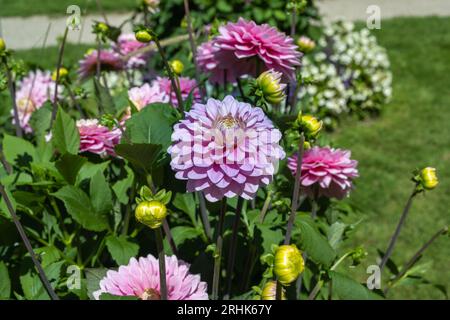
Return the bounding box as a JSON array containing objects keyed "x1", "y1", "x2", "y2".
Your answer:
[
  {"x1": 93, "y1": 254, "x2": 208, "y2": 300},
  {"x1": 288, "y1": 147, "x2": 359, "y2": 200},
  {"x1": 168, "y1": 96, "x2": 285, "y2": 202},
  {"x1": 77, "y1": 119, "x2": 121, "y2": 157},
  {"x1": 197, "y1": 18, "x2": 301, "y2": 84}
]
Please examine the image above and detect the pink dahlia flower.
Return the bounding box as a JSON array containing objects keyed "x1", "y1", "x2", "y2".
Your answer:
[
  {"x1": 196, "y1": 41, "x2": 220, "y2": 82},
  {"x1": 93, "y1": 254, "x2": 208, "y2": 300},
  {"x1": 168, "y1": 95, "x2": 285, "y2": 202},
  {"x1": 77, "y1": 119, "x2": 121, "y2": 157},
  {"x1": 113, "y1": 33, "x2": 150, "y2": 69},
  {"x1": 14, "y1": 70, "x2": 60, "y2": 133},
  {"x1": 288, "y1": 147, "x2": 359, "y2": 200},
  {"x1": 78, "y1": 49, "x2": 124, "y2": 80},
  {"x1": 199, "y1": 18, "x2": 301, "y2": 84},
  {"x1": 128, "y1": 83, "x2": 169, "y2": 110},
  {"x1": 153, "y1": 76, "x2": 201, "y2": 107}
]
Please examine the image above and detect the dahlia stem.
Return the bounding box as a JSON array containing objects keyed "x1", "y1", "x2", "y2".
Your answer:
[
  {"x1": 182, "y1": 0, "x2": 201, "y2": 86},
  {"x1": 155, "y1": 227, "x2": 168, "y2": 300},
  {"x1": 2, "y1": 56, "x2": 22, "y2": 137},
  {"x1": 50, "y1": 27, "x2": 69, "y2": 128},
  {"x1": 284, "y1": 134, "x2": 305, "y2": 245},
  {"x1": 212, "y1": 198, "x2": 227, "y2": 300},
  {"x1": 163, "y1": 220, "x2": 178, "y2": 256},
  {"x1": 225, "y1": 197, "x2": 244, "y2": 298},
  {"x1": 379, "y1": 185, "x2": 419, "y2": 272},
  {"x1": 385, "y1": 226, "x2": 448, "y2": 295},
  {"x1": 198, "y1": 192, "x2": 212, "y2": 241},
  {"x1": 0, "y1": 182, "x2": 59, "y2": 300},
  {"x1": 277, "y1": 135, "x2": 305, "y2": 299},
  {"x1": 290, "y1": 7, "x2": 297, "y2": 37},
  {"x1": 64, "y1": 83, "x2": 84, "y2": 117},
  {"x1": 259, "y1": 191, "x2": 273, "y2": 223},
  {"x1": 152, "y1": 34, "x2": 184, "y2": 111}
]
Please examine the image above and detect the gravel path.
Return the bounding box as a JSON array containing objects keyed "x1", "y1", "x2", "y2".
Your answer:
[{"x1": 1, "y1": 0, "x2": 450, "y2": 50}]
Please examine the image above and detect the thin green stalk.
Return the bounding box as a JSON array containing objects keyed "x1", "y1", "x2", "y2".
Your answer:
[
  {"x1": 50, "y1": 27, "x2": 69, "y2": 127},
  {"x1": 212, "y1": 198, "x2": 227, "y2": 300},
  {"x1": 259, "y1": 191, "x2": 273, "y2": 223},
  {"x1": 308, "y1": 251, "x2": 353, "y2": 300},
  {"x1": 198, "y1": 192, "x2": 212, "y2": 241},
  {"x1": 155, "y1": 227, "x2": 168, "y2": 300},
  {"x1": 225, "y1": 197, "x2": 244, "y2": 298},
  {"x1": 379, "y1": 185, "x2": 419, "y2": 271},
  {"x1": 0, "y1": 183, "x2": 59, "y2": 300},
  {"x1": 385, "y1": 226, "x2": 448, "y2": 294},
  {"x1": 152, "y1": 35, "x2": 184, "y2": 110},
  {"x1": 2, "y1": 57, "x2": 22, "y2": 137}
]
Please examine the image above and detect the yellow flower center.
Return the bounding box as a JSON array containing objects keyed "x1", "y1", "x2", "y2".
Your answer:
[{"x1": 140, "y1": 288, "x2": 161, "y2": 300}]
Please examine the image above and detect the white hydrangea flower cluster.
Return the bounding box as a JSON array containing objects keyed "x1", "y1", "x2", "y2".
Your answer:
[{"x1": 299, "y1": 21, "x2": 392, "y2": 125}]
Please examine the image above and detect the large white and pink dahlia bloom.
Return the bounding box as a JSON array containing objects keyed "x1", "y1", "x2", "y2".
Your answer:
[
  {"x1": 77, "y1": 119, "x2": 121, "y2": 157},
  {"x1": 288, "y1": 147, "x2": 359, "y2": 200},
  {"x1": 93, "y1": 254, "x2": 208, "y2": 300},
  {"x1": 197, "y1": 18, "x2": 301, "y2": 84},
  {"x1": 14, "y1": 70, "x2": 60, "y2": 133},
  {"x1": 168, "y1": 95, "x2": 285, "y2": 202},
  {"x1": 128, "y1": 83, "x2": 169, "y2": 111}
]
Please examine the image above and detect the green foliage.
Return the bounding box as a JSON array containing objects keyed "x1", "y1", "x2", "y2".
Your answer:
[
  {"x1": 51, "y1": 108, "x2": 80, "y2": 155},
  {"x1": 105, "y1": 235, "x2": 139, "y2": 265},
  {"x1": 0, "y1": 262, "x2": 11, "y2": 299}
]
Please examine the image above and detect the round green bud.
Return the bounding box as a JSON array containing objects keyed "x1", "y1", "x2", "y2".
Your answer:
[
  {"x1": 273, "y1": 244, "x2": 304, "y2": 285},
  {"x1": 135, "y1": 30, "x2": 152, "y2": 43},
  {"x1": 135, "y1": 200, "x2": 167, "y2": 229},
  {"x1": 170, "y1": 59, "x2": 184, "y2": 75}
]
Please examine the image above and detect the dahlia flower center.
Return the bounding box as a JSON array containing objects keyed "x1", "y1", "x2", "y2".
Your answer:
[
  {"x1": 216, "y1": 115, "x2": 241, "y2": 130},
  {"x1": 17, "y1": 98, "x2": 36, "y2": 113},
  {"x1": 140, "y1": 288, "x2": 161, "y2": 300}
]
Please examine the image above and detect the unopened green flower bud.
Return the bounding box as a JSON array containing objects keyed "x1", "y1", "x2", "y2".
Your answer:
[
  {"x1": 420, "y1": 167, "x2": 438, "y2": 190},
  {"x1": 51, "y1": 67, "x2": 69, "y2": 82},
  {"x1": 170, "y1": 59, "x2": 184, "y2": 75},
  {"x1": 254, "y1": 70, "x2": 286, "y2": 105},
  {"x1": 299, "y1": 114, "x2": 323, "y2": 138},
  {"x1": 351, "y1": 246, "x2": 367, "y2": 266},
  {"x1": 261, "y1": 281, "x2": 286, "y2": 300},
  {"x1": 0, "y1": 38, "x2": 6, "y2": 52},
  {"x1": 303, "y1": 141, "x2": 311, "y2": 150},
  {"x1": 274, "y1": 244, "x2": 304, "y2": 285},
  {"x1": 297, "y1": 36, "x2": 316, "y2": 53},
  {"x1": 96, "y1": 22, "x2": 109, "y2": 34},
  {"x1": 135, "y1": 200, "x2": 167, "y2": 229},
  {"x1": 135, "y1": 30, "x2": 152, "y2": 43}
]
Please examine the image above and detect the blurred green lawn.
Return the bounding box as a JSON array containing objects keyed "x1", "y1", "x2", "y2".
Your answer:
[
  {"x1": 6, "y1": 16, "x2": 450, "y2": 299},
  {"x1": 334, "y1": 17, "x2": 450, "y2": 299},
  {"x1": 0, "y1": 0, "x2": 137, "y2": 17}
]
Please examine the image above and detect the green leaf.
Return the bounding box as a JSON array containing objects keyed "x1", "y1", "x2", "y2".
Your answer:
[
  {"x1": 330, "y1": 271, "x2": 382, "y2": 300},
  {"x1": 55, "y1": 154, "x2": 87, "y2": 185},
  {"x1": 29, "y1": 102, "x2": 52, "y2": 138},
  {"x1": 125, "y1": 103, "x2": 178, "y2": 149},
  {"x1": 173, "y1": 193, "x2": 196, "y2": 225},
  {"x1": 34, "y1": 246, "x2": 61, "y2": 267},
  {"x1": 51, "y1": 107, "x2": 80, "y2": 155},
  {"x1": 328, "y1": 221, "x2": 346, "y2": 249},
  {"x1": 90, "y1": 170, "x2": 113, "y2": 215},
  {"x1": 112, "y1": 166, "x2": 134, "y2": 205},
  {"x1": 105, "y1": 235, "x2": 139, "y2": 265},
  {"x1": 93, "y1": 77, "x2": 116, "y2": 114},
  {"x1": 52, "y1": 185, "x2": 109, "y2": 231},
  {"x1": 170, "y1": 226, "x2": 203, "y2": 247},
  {"x1": 0, "y1": 262, "x2": 11, "y2": 299},
  {"x1": 2, "y1": 134, "x2": 36, "y2": 165},
  {"x1": 254, "y1": 223, "x2": 284, "y2": 253},
  {"x1": 115, "y1": 143, "x2": 163, "y2": 174},
  {"x1": 85, "y1": 268, "x2": 107, "y2": 300},
  {"x1": 76, "y1": 161, "x2": 110, "y2": 185},
  {"x1": 19, "y1": 261, "x2": 63, "y2": 300},
  {"x1": 294, "y1": 214, "x2": 336, "y2": 267}
]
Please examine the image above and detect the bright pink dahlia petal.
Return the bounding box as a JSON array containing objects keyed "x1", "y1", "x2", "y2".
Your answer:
[
  {"x1": 288, "y1": 147, "x2": 359, "y2": 200},
  {"x1": 198, "y1": 18, "x2": 302, "y2": 84},
  {"x1": 169, "y1": 95, "x2": 285, "y2": 202},
  {"x1": 77, "y1": 119, "x2": 122, "y2": 157},
  {"x1": 78, "y1": 50, "x2": 124, "y2": 80},
  {"x1": 93, "y1": 254, "x2": 208, "y2": 300}
]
